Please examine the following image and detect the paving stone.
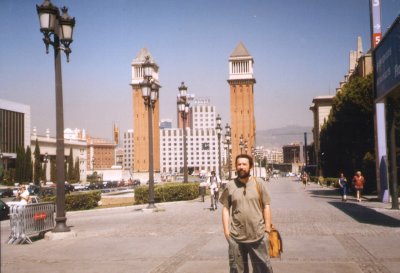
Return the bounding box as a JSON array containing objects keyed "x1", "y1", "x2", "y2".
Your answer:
[{"x1": 1, "y1": 177, "x2": 399, "y2": 273}]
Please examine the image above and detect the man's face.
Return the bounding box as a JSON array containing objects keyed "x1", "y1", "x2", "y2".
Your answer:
[{"x1": 236, "y1": 157, "x2": 251, "y2": 179}]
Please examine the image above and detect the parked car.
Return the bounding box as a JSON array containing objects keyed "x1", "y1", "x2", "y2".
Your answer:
[
  {"x1": 102, "y1": 181, "x2": 112, "y2": 189},
  {"x1": 133, "y1": 179, "x2": 141, "y2": 187},
  {"x1": 28, "y1": 185, "x2": 41, "y2": 195},
  {"x1": 39, "y1": 187, "x2": 56, "y2": 197},
  {"x1": 146, "y1": 179, "x2": 159, "y2": 185},
  {"x1": 85, "y1": 182, "x2": 103, "y2": 190},
  {"x1": 65, "y1": 182, "x2": 75, "y2": 193},
  {"x1": 72, "y1": 183, "x2": 86, "y2": 191},
  {"x1": 29, "y1": 196, "x2": 41, "y2": 204},
  {"x1": 0, "y1": 200, "x2": 10, "y2": 221},
  {"x1": 0, "y1": 188, "x2": 13, "y2": 198}
]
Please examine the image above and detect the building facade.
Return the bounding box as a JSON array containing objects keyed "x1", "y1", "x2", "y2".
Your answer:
[
  {"x1": 309, "y1": 95, "x2": 335, "y2": 171},
  {"x1": 87, "y1": 136, "x2": 117, "y2": 171},
  {"x1": 0, "y1": 99, "x2": 31, "y2": 169},
  {"x1": 161, "y1": 98, "x2": 223, "y2": 176},
  {"x1": 310, "y1": 36, "x2": 372, "y2": 175},
  {"x1": 31, "y1": 127, "x2": 88, "y2": 182},
  {"x1": 265, "y1": 149, "x2": 284, "y2": 164},
  {"x1": 130, "y1": 48, "x2": 160, "y2": 172},
  {"x1": 282, "y1": 144, "x2": 303, "y2": 164},
  {"x1": 227, "y1": 42, "x2": 256, "y2": 163},
  {"x1": 160, "y1": 128, "x2": 219, "y2": 175},
  {"x1": 123, "y1": 129, "x2": 134, "y2": 171}
]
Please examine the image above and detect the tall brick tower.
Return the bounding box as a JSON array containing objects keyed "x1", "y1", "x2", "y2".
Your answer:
[
  {"x1": 130, "y1": 48, "x2": 160, "y2": 172},
  {"x1": 228, "y1": 42, "x2": 256, "y2": 163}
]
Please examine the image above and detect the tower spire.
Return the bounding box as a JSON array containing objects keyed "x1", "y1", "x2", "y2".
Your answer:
[{"x1": 227, "y1": 42, "x2": 256, "y2": 165}]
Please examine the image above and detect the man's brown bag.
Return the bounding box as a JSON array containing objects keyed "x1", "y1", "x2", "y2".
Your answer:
[
  {"x1": 268, "y1": 225, "x2": 283, "y2": 258},
  {"x1": 254, "y1": 178, "x2": 283, "y2": 258}
]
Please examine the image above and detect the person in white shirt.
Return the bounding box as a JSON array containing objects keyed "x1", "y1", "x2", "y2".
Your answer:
[
  {"x1": 207, "y1": 171, "x2": 221, "y2": 210},
  {"x1": 16, "y1": 185, "x2": 30, "y2": 204}
]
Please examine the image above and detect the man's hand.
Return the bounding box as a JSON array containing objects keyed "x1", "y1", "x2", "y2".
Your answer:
[
  {"x1": 224, "y1": 231, "x2": 230, "y2": 241},
  {"x1": 222, "y1": 206, "x2": 231, "y2": 241}
]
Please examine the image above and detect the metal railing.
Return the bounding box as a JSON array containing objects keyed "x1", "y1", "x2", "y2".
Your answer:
[{"x1": 8, "y1": 202, "x2": 55, "y2": 244}]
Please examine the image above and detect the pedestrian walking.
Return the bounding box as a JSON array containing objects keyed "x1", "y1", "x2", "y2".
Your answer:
[
  {"x1": 352, "y1": 171, "x2": 365, "y2": 202},
  {"x1": 302, "y1": 171, "x2": 309, "y2": 189},
  {"x1": 199, "y1": 180, "x2": 207, "y2": 202},
  {"x1": 338, "y1": 172, "x2": 348, "y2": 201},
  {"x1": 220, "y1": 154, "x2": 274, "y2": 273},
  {"x1": 207, "y1": 171, "x2": 221, "y2": 210}
]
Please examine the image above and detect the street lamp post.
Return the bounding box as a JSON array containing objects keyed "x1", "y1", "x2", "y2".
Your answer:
[
  {"x1": 177, "y1": 82, "x2": 189, "y2": 183},
  {"x1": 215, "y1": 115, "x2": 222, "y2": 179},
  {"x1": 0, "y1": 152, "x2": 3, "y2": 181},
  {"x1": 36, "y1": 0, "x2": 75, "y2": 233},
  {"x1": 225, "y1": 124, "x2": 232, "y2": 180},
  {"x1": 43, "y1": 152, "x2": 48, "y2": 183},
  {"x1": 141, "y1": 56, "x2": 160, "y2": 209}
]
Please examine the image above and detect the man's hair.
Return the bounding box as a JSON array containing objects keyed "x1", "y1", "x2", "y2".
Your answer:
[
  {"x1": 211, "y1": 171, "x2": 216, "y2": 175},
  {"x1": 235, "y1": 154, "x2": 253, "y2": 168}
]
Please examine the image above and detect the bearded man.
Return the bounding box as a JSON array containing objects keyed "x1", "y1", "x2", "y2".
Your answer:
[{"x1": 219, "y1": 154, "x2": 274, "y2": 273}]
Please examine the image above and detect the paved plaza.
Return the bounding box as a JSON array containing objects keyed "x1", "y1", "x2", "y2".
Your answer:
[{"x1": 1, "y1": 177, "x2": 400, "y2": 273}]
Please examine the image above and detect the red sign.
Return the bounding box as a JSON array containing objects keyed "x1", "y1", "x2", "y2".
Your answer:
[
  {"x1": 373, "y1": 33, "x2": 382, "y2": 47},
  {"x1": 33, "y1": 212, "x2": 47, "y2": 221}
]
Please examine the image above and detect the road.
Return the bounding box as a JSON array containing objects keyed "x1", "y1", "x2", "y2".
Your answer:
[{"x1": 1, "y1": 177, "x2": 400, "y2": 273}]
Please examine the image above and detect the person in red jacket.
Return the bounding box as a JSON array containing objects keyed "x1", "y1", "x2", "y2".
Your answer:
[{"x1": 352, "y1": 171, "x2": 365, "y2": 202}]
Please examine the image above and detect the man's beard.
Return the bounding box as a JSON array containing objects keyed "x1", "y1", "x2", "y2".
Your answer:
[{"x1": 238, "y1": 169, "x2": 250, "y2": 179}]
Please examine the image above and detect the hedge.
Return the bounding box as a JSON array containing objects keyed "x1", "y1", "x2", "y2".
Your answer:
[
  {"x1": 309, "y1": 176, "x2": 340, "y2": 187},
  {"x1": 134, "y1": 182, "x2": 200, "y2": 205},
  {"x1": 43, "y1": 190, "x2": 101, "y2": 211}
]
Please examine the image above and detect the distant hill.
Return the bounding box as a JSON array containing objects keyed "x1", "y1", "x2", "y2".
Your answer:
[{"x1": 256, "y1": 126, "x2": 313, "y2": 150}]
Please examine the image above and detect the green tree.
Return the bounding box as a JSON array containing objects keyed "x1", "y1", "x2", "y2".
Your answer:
[
  {"x1": 33, "y1": 139, "x2": 42, "y2": 185},
  {"x1": 25, "y1": 146, "x2": 33, "y2": 182},
  {"x1": 74, "y1": 156, "x2": 80, "y2": 182},
  {"x1": 50, "y1": 157, "x2": 56, "y2": 183},
  {"x1": 15, "y1": 146, "x2": 25, "y2": 182},
  {"x1": 67, "y1": 148, "x2": 74, "y2": 182},
  {"x1": 319, "y1": 74, "x2": 376, "y2": 192}
]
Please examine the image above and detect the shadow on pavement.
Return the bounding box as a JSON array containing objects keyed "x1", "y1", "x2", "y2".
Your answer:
[
  {"x1": 308, "y1": 189, "x2": 343, "y2": 201},
  {"x1": 328, "y1": 201, "x2": 400, "y2": 227}
]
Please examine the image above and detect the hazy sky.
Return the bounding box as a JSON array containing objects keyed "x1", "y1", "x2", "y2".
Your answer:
[{"x1": 1, "y1": 0, "x2": 400, "y2": 141}]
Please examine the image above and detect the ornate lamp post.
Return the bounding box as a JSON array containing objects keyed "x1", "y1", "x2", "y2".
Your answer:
[
  {"x1": 225, "y1": 124, "x2": 232, "y2": 180},
  {"x1": 215, "y1": 115, "x2": 222, "y2": 179},
  {"x1": 36, "y1": 0, "x2": 75, "y2": 233},
  {"x1": 141, "y1": 56, "x2": 160, "y2": 208},
  {"x1": 177, "y1": 82, "x2": 189, "y2": 183},
  {"x1": 0, "y1": 152, "x2": 3, "y2": 181},
  {"x1": 43, "y1": 152, "x2": 49, "y2": 183},
  {"x1": 239, "y1": 135, "x2": 244, "y2": 154}
]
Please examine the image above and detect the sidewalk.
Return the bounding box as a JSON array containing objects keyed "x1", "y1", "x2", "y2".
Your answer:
[{"x1": 1, "y1": 177, "x2": 400, "y2": 273}]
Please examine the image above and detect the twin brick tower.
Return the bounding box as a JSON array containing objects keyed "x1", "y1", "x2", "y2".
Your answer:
[{"x1": 130, "y1": 42, "x2": 256, "y2": 173}]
